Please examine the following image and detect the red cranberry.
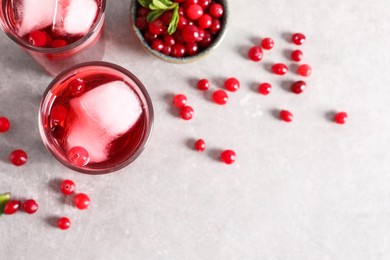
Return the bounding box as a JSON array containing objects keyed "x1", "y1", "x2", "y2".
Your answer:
[
  {"x1": 212, "y1": 90, "x2": 228, "y2": 105},
  {"x1": 186, "y1": 4, "x2": 203, "y2": 20},
  {"x1": 67, "y1": 146, "x2": 90, "y2": 167},
  {"x1": 60, "y1": 179, "x2": 76, "y2": 195},
  {"x1": 280, "y1": 110, "x2": 293, "y2": 122},
  {"x1": 194, "y1": 139, "x2": 206, "y2": 152},
  {"x1": 174, "y1": 0, "x2": 186, "y2": 3},
  {"x1": 248, "y1": 46, "x2": 263, "y2": 62},
  {"x1": 198, "y1": 0, "x2": 210, "y2": 9},
  {"x1": 148, "y1": 19, "x2": 164, "y2": 35},
  {"x1": 51, "y1": 39, "x2": 67, "y2": 48},
  {"x1": 224, "y1": 77, "x2": 240, "y2": 92},
  {"x1": 171, "y1": 43, "x2": 186, "y2": 57},
  {"x1": 178, "y1": 6, "x2": 185, "y2": 15},
  {"x1": 4, "y1": 200, "x2": 21, "y2": 215},
  {"x1": 221, "y1": 150, "x2": 236, "y2": 164},
  {"x1": 173, "y1": 94, "x2": 188, "y2": 108},
  {"x1": 185, "y1": 42, "x2": 199, "y2": 55},
  {"x1": 209, "y1": 19, "x2": 221, "y2": 34},
  {"x1": 9, "y1": 149, "x2": 28, "y2": 166},
  {"x1": 261, "y1": 37, "x2": 274, "y2": 50},
  {"x1": 197, "y1": 28, "x2": 205, "y2": 41},
  {"x1": 291, "y1": 81, "x2": 306, "y2": 94},
  {"x1": 272, "y1": 63, "x2": 288, "y2": 75},
  {"x1": 43, "y1": 31, "x2": 52, "y2": 46},
  {"x1": 161, "y1": 11, "x2": 173, "y2": 25},
  {"x1": 74, "y1": 193, "x2": 91, "y2": 210},
  {"x1": 185, "y1": 0, "x2": 199, "y2": 6},
  {"x1": 291, "y1": 50, "x2": 303, "y2": 62},
  {"x1": 137, "y1": 7, "x2": 149, "y2": 17},
  {"x1": 51, "y1": 125, "x2": 65, "y2": 140},
  {"x1": 182, "y1": 25, "x2": 199, "y2": 43},
  {"x1": 292, "y1": 33, "x2": 306, "y2": 45},
  {"x1": 22, "y1": 199, "x2": 38, "y2": 214},
  {"x1": 162, "y1": 45, "x2": 172, "y2": 55},
  {"x1": 57, "y1": 217, "x2": 71, "y2": 230},
  {"x1": 199, "y1": 31, "x2": 213, "y2": 47},
  {"x1": 297, "y1": 64, "x2": 312, "y2": 77},
  {"x1": 198, "y1": 14, "x2": 212, "y2": 29},
  {"x1": 164, "y1": 35, "x2": 175, "y2": 46},
  {"x1": 28, "y1": 31, "x2": 47, "y2": 47},
  {"x1": 69, "y1": 78, "x2": 85, "y2": 97},
  {"x1": 51, "y1": 105, "x2": 67, "y2": 123},
  {"x1": 334, "y1": 112, "x2": 348, "y2": 124},
  {"x1": 173, "y1": 31, "x2": 184, "y2": 43},
  {"x1": 143, "y1": 31, "x2": 157, "y2": 43},
  {"x1": 197, "y1": 79, "x2": 210, "y2": 91},
  {"x1": 0, "y1": 117, "x2": 10, "y2": 133},
  {"x1": 209, "y1": 3, "x2": 224, "y2": 18},
  {"x1": 135, "y1": 16, "x2": 147, "y2": 30},
  {"x1": 258, "y1": 83, "x2": 272, "y2": 95},
  {"x1": 180, "y1": 106, "x2": 194, "y2": 120},
  {"x1": 177, "y1": 16, "x2": 188, "y2": 30},
  {"x1": 151, "y1": 39, "x2": 164, "y2": 52}
]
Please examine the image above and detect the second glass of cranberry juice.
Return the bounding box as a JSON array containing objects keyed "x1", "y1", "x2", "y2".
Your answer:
[
  {"x1": 0, "y1": 0, "x2": 106, "y2": 76},
  {"x1": 39, "y1": 62, "x2": 154, "y2": 174}
]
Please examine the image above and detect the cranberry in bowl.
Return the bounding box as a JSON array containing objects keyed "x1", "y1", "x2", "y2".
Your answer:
[{"x1": 130, "y1": 0, "x2": 229, "y2": 63}]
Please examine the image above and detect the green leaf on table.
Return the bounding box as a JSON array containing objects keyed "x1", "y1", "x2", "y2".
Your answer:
[
  {"x1": 167, "y1": 4, "x2": 179, "y2": 35},
  {"x1": 0, "y1": 193, "x2": 11, "y2": 216},
  {"x1": 138, "y1": 0, "x2": 153, "y2": 8},
  {"x1": 147, "y1": 9, "x2": 165, "y2": 22}
]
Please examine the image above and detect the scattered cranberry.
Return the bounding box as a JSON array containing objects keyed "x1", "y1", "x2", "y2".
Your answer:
[
  {"x1": 224, "y1": 77, "x2": 240, "y2": 92},
  {"x1": 291, "y1": 81, "x2": 307, "y2": 94},
  {"x1": 194, "y1": 139, "x2": 206, "y2": 152},
  {"x1": 334, "y1": 112, "x2": 348, "y2": 124},
  {"x1": 209, "y1": 3, "x2": 224, "y2": 18},
  {"x1": 173, "y1": 94, "x2": 188, "y2": 108},
  {"x1": 248, "y1": 46, "x2": 263, "y2": 62},
  {"x1": 67, "y1": 146, "x2": 90, "y2": 167},
  {"x1": 186, "y1": 4, "x2": 203, "y2": 20},
  {"x1": 221, "y1": 150, "x2": 236, "y2": 164},
  {"x1": 291, "y1": 33, "x2": 306, "y2": 45},
  {"x1": 197, "y1": 79, "x2": 210, "y2": 91},
  {"x1": 272, "y1": 63, "x2": 288, "y2": 75},
  {"x1": 60, "y1": 179, "x2": 76, "y2": 195},
  {"x1": 280, "y1": 110, "x2": 293, "y2": 122},
  {"x1": 297, "y1": 64, "x2": 312, "y2": 77},
  {"x1": 261, "y1": 38, "x2": 274, "y2": 50},
  {"x1": 212, "y1": 90, "x2": 228, "y2": 105},
  {"x1": 69, "y1": 78, "x2": 85, "y2": 97},
  {"x1": 258, "y1": 83, "x2": 272, "y2": 95},
  {"x1": 180, "y1": 106, "x2": 194, "y2": 120},
  {"x1": 4, "y1": 200, "x2": 21, "y2": 215},
  {"x1": 51, "y1": 105, "x2": 67, "y2": 123},
  {"x1": 9, "y1": 149, "x2": 28, "y2": 166},
  {"x1": 0, "y1": 117, "x2": 10, "y2": 133},
  {"x1": 74, "y1": 193, "x2": 91, "y2": 210},
  {"x1": 51, "y1": 39, "x2": 67, "y2": 48},
  {"x1": 22, "y1": 199, "x2": 38, "y2": 214},
  {"x1": 291, "y1": 50, "x2": 303, "y2": 62},
  {"x1": 28, "y1": 31, "x2": 47, "y2": 47},
  {"x1": 57, "y1": 217, "x2": 71, "y2": 230}
]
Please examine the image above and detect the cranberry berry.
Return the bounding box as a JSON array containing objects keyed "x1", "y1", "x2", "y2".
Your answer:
[
  {"x1": 258, "y1": 83, "x2": 272, "y2": 95},
  {"x1": 60, "y1": 179, "x2": 76, "y2": 195},
  {"x1": 173, "y1": 94, "x2": 188, "y2": 108},
  {"x1": 186, "y1": 4, "x2": 203, "y2": 20},
  {"x1": 291, "y1": 50, "x2": 303, "y2": 62},
  {"x1": 74, "y1": 193, "x2": 91, "y2": 210},
  {"x1": 272, "y1": 63, "x2": 288, "y2": 75},
  {"x1": 9, "y1": 149, "x2": 28, "y2": 166},
  {"x1": 334, "y1": 112, "x2": 348, "y2": 124},
  {"x1": 22, "y1": 199, "x2": 39, "y2": 214},
  {"x1": 292, "y1": 33, "x2": 306, "y2": 45},
  {"x1": 198, "y1": 14, "x2": 212, "y2": 29},
  {"x1": 180, "y1": 106, "x2": 194, "y2": 120},
  {"x1": 69, "y1": 78, "x2": 85, "y2": 97},
  {"x1": 57, "y1": 217, "x2": 71, "y2": 230},
  {"x1": 197, "y1": 79, "x2": 210, "y2": 91},
  {"x1": 291, "y1": 81, "x2": 307, "y2": 94},
  {"x1": 28, "y1": 31, "x2": 47, "y2": 47},
  {"x1": 261, "y1": 38, "x2": 274, "y2": 50},
  {"x1": 212, "y1": 90, "x2": 229, "y2": 105},
  {"x1": 209, "y1": 3, "x2": 224, "y2": 18},
  {"x1": 297, "y1": 64, "x2": 312, "y2": 77},
  {"x1": 0, "y1": 117, "x2": 10, "y2": 133},
  {"x1": 221, "y1": 150, "x2": 236, "y2": 165},
  {"x1": 280, "y1": 110, "x2": 293, "y2": 122},
  {"x1": 4, "y1": 200, "x2": 21, "y2": 215},
  {"x1": 148, "y1": 19, "x2": 164, "y2": 35},
  {"x1": 67, "y1": 146, "x2": 90, "y2": 167},
  {"x1": 248, "y1": 46, "x2": 263, "y2": 62},
  {"x1": 224, "y1": 77, "x2": 240, "y2": 92},
  {"x1": 194, "y1": 139, "x2": 206, "y2": 152}
]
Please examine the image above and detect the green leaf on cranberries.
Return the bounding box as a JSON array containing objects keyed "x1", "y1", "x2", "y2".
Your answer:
[
  {"x1": 0, "y1": 193, "x2": 11, "y2": 216},
  {"x1": 167, "y1": 4, "x2": 179, "y2": 35},
  {"x1": 138, "y1": 0, "x2": 153, "y2": 8},
  {"x1": 150, "y1": 0, "x2": 170, "y2": 10},
  {"x1": 147, "y1": 9, "x2": 165, "y2": 22}
]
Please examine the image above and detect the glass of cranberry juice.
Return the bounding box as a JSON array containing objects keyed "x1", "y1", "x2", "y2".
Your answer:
[
  {"x1": 0, "y1": 0, "x2": 106, "y2": 76},
  {"x1": 39, "y1": 62, "x2": 154, "y2": 174}
]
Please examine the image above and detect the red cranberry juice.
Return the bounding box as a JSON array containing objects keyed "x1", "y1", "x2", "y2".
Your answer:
[{"x1": 47, "y1": 71, "x2": 147, "y2": 169}]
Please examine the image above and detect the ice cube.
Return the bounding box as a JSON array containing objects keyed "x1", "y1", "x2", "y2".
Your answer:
[
  {"x1": 11, "y1": 0, "x2": 57, "y2": 36},
  {"x1": 67, "y1": 81, "x2": 143, "y2": 163},
  {"x1": 53, "y1": 0, "x2": 98, "y2": 36}
]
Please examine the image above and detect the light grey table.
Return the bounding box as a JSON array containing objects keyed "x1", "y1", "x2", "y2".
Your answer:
[{"x1": 1, "y1": 0, "x2": 390, "y2": 259}]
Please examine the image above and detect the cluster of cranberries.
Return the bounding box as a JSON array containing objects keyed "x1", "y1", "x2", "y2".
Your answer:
[
  {"x1": 3, "y1": 198, "x2": 39, "y2": 215},
  {"x1": 0, "y1": 117, "x2": 29, "y2": 166},
  {"x1": 57, "y1": 179, "x2": 91, "y2": 230},
  {"x1": 248, "y1": 33, "x2": 348, "y2": 124},
  {"x1": 135, "y1": 0, "x2": 225, "y2": 58}
]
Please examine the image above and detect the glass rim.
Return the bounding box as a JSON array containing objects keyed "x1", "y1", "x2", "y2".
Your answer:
[
  {"x1": 1, "y1": 0, "x2": 106, "y2": 54},
  {"x1": 38, "y1": 61, "x2": 154, "y2": 175}
]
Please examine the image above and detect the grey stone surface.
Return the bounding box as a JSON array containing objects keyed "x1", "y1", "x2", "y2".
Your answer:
[{"x1": 1, "y1": 0, "x2": 390, "y2": 259}]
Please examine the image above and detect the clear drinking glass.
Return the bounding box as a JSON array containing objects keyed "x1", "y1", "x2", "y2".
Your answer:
[
  {"x1": 0, "y1": 0, "x2": 106, "y2": 76},
  {"x1": 39, "y1": 61, "x2": 154, "y2": 174}
]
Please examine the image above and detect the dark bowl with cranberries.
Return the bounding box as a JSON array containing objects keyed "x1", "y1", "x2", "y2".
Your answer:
[{"x1": 130, "y1": 0, "x2": 228, "y2": 63}]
